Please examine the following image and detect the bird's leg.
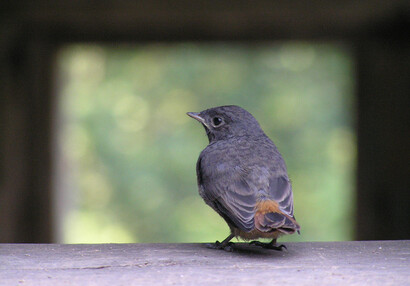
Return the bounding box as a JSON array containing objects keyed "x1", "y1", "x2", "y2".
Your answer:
[
  {"x1": 206, "y1": 234, "x2": 235, "y2": 252},
  {"x1": 249, "y1": 238, "x2": 287, "y2": 251}
]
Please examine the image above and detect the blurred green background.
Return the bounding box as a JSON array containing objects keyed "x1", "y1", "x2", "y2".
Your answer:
[{"x1": 55, "y1": 42, "x2": 355, "y2": 243}]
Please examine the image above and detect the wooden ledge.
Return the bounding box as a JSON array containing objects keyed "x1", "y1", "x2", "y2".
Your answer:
[{"x1": 1, "y1": 241, "x2": 409, "y2": 285}]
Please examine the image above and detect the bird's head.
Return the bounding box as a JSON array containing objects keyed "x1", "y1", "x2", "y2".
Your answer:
[{"x1": 187, "y1": 105, "x2": 264, "y2": 143}]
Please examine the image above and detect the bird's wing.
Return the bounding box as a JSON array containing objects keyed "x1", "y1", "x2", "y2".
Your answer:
[
  {"x1": 197, "y1": 152, "x2": 257, "y2": 232},
  {"x1": 197, "y1": 149, "x2": 299, "y2": 233},
  {"x1": 216, "y1": 172, "x2": 258, "y2": 232},
  {"x1": 253, "y1": 175, "x2": 300, "y2": 233},
  {"x1": 268, "y1": 175, "x2": 295, "y2": 217}
]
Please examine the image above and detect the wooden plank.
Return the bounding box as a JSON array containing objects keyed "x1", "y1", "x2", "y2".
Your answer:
[{"x1": 1, "y1": 241, "x2": 409, "y2": 285}]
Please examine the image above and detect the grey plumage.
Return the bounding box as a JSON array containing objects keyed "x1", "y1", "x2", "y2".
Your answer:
[{"x1": 187, "y1": 105, "x2": 300, "y2": 251}]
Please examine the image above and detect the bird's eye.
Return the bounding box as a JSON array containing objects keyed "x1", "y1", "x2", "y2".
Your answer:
[{"x1": 212, "y1": 117, "x2": 223, "y2": 127}]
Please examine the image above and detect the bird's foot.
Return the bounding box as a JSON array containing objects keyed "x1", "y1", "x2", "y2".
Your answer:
[
  {"x1": 206, "y1": 241, "x2": 235, "y2": 252},
  {"x1": 206, "y1": 234, "x2": 235, "y2": 252},
  {"x1": 249, "y1": 240, "x2": 287, "y2": 251}
]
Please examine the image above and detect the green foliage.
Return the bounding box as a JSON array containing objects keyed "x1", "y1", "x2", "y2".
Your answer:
[{"x1": 57, "y1": 42, "x2": 355, "y2": 243}]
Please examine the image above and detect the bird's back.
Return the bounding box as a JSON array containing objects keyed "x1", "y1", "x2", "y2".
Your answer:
[{"x1": 197, "y1": 133, "x2": 298, "y2": 234}]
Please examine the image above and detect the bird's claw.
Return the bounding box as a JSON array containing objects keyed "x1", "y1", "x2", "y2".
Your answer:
[
  {"x1": 206, "y1": 241, "x2": 235, "y2": 252},
  {"x1": 249, "y1": 240, "x2": 287, "y2": 251}
]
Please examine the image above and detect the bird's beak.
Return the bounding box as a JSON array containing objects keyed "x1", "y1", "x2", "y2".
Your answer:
[
  {"x1": 187, "y1": 112, "x2": 205, "y2": 123},
  {"x1": 187, "y1": 112, "x2": 211, "y2": 129}
]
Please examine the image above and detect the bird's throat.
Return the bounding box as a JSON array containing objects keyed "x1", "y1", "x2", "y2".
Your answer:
[{"x1": 203, "y1": 124, "x2": 215, "y2": 143}]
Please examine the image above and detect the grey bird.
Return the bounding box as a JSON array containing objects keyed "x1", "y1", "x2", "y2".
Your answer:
[{"x1": 187, "y1": 105, "x2": 300, "y2": 251}]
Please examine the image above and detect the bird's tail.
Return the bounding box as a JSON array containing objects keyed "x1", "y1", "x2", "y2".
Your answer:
[{"x1": 254, "y1": 200, "x2": 300, "y2": 234}]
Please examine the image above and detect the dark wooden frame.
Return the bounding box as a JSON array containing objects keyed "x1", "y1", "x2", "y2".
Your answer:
[{"x1": 1, "y1": 1, "x2": 409, "y2": 242}]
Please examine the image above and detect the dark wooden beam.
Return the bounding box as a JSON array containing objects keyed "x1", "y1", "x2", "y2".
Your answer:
[
  {"x1": 0, "y1": 33, "x2": 54, "y2": 242},
  {"x1": 355, "y1": 38, "x2": 410, "y2": 240},
  {"x1": 3, "y1": 0, "x2": 409, "y2": 41}
]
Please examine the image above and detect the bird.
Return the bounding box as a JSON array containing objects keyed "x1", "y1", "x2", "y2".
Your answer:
[{"x1": 187, "y1": 105, "x2": 300, "y2": 251}]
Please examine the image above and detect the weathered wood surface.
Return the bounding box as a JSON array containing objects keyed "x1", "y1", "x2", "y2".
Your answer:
[{"x1": 1, "y1": 241, "x2": 409, "y2": 285}]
